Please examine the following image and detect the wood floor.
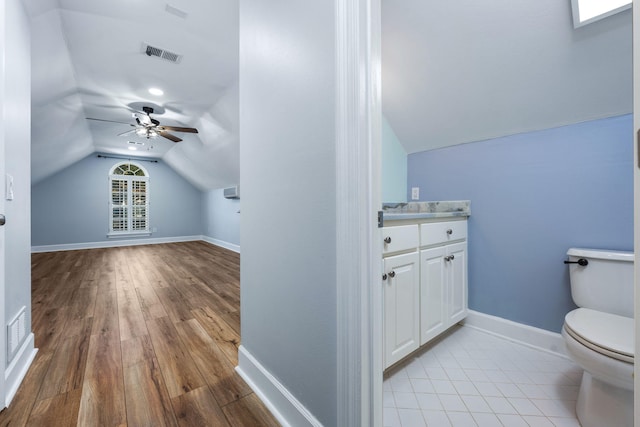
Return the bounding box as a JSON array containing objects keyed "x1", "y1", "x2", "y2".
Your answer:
[{"x1": 0, "y1": 241, "x2": 280, "y2": 427}]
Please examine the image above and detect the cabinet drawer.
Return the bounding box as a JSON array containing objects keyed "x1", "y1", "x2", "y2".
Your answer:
[
  {"x1": 420, "y1": 220, "x2": 467, "y2": 247},
  {"x1": 382, "y1": 224, "x2": 419, "y2": 255}
]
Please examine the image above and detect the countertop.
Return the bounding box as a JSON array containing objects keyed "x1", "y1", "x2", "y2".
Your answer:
[{"x1": 381, "y1": 200, "x2": 470, "y2": 223}]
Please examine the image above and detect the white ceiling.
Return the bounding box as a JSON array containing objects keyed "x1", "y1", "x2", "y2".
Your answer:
[
  {"x1": 24, "y1": 1, "x2": 633, "y2": 188},
  {"x1": 25, "y1": 0, "x2": 238, "y2": 190},
  {"x1": 382, "y1": 0, "x2": 633, "y2": 154}
]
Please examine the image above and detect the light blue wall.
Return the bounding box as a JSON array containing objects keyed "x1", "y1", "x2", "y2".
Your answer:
[
  {"x1": 32, "y1": 154, "x2": 203, "y2": 246},
  {"x1": 240, "y1": 0, "x2": 338, "y2": 424},
  {"x1": 4, "y1": 0, "x2": 33, "y2": 371},
  {"x1": 382, "y1": 115, "x2": 407, "y2": 202},
  {"x1": 202, "y1": 189, "x2": 240, "y2": 247},
  {"x1": 408, "y1": 114, "x2": 633, "y2": 332}
]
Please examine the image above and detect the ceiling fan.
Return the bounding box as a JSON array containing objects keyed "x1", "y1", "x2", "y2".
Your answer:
[{"x1": 87, "y1": 106, "x2": 198, "y2": 142}]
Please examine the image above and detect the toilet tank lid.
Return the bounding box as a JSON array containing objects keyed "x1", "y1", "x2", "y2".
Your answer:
[{"x1": 567, "y1": 248, "x2": 634, "y2": 262}]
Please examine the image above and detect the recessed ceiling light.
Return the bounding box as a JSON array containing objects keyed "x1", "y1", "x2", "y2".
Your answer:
[
  {"x1": 148, "y1": 87, "x2": 164, "y2": 96},
  {"x1": 128, "y1": 146, "x2": 138, "y2": 151}
]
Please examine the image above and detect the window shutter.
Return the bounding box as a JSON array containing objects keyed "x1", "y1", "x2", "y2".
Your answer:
[{"x1": 108, "y1": 162, "x2": 150, "y2": 235}]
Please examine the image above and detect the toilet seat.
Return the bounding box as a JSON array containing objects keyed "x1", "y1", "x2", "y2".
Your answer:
[{"x1": 564, "y1": 308, "x2": 634, "y2": 364}]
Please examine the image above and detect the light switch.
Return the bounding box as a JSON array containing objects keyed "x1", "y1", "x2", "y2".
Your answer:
[{"x1": 5, "y1": 174, "x2": 13, "y2": 201}]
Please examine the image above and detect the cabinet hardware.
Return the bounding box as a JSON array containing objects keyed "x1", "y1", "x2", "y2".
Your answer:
[
  {"x1": 446, "y1": 229, "x2": 453, "y2": 235},
  {"x1": 388, "y1": 271, "x2": 396, "y2": 278},
  {"x1": 444, "y1": 256, "x2": 450, "y2": 262},
  {"x1": 384, "y1": 236, "x2": 392, "y2": 244},
  {"x1": 564, "y1": 258, "x2": 588, "y2": 266},
  {"x1": 450, "y1": 254, "x2": 455, "y2": 261},
  {"x1": 382, "y1": 273, "x2": 388, "y2": 281}
]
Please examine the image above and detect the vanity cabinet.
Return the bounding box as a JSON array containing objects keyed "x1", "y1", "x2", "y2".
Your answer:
[
  {"x1": 382, "y1": 218, "x2": 468, "y2": 369},
  {"x1": 383, "y1": 251, "x2": 420, "y2": 367},
  {"x1": 420, "y1": 240, "x2": 467, "y2": 344}
]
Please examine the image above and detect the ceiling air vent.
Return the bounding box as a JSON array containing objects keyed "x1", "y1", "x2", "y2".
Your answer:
[{"x1": 142, "y1": 43, "x2": 182, "y2": 64}]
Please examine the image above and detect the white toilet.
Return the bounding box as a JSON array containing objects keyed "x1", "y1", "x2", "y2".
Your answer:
[{"x1": 562, "y1": 248, "x2": 634, "y2": 427}]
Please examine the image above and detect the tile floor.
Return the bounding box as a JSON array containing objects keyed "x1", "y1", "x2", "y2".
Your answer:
[{"x1": 383, "y1": 325, "x2": 583, "y2": 427}]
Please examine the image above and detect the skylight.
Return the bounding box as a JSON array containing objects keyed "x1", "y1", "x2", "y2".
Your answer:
[{"x1": 571, "y1": 0, "x2": 631, "y2": 28}]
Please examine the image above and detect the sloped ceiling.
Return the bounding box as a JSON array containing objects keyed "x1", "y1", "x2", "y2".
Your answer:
[
  {"x1": 25, "y1": 1, "x2": 633, "y2": 186},
  {"x1": 382, "y1": 0, "x2": 632, "y2": 154},
  {"x1": 25, "y1": 0, "x2": 238, "y2": 190}
]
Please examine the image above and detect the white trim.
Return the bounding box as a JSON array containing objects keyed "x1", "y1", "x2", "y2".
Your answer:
[
  {"x1": 236, "y1": 346, "x2": 322, "y2": 427},
  {"x1": 461, "y1": 310, "x2": 569, "y2": 359},
  {"x1": 31, "y1": 235, "x2": 202, "y2": 253},
  {"x1": 107, "y1": 232, "x2": 152, "y2": 238},
  {"x1": 201, "y1": 235, "x2": 240, "y2": 253},
  {"x1": 335, "y1": 0, "x2": 381, "y2": 426},
  {"x1": 108, "y1": 160, "x2": 149, "y2": 176},
  {"x1": 4, "y1": 333, "x2": 36, "y2": 407}
]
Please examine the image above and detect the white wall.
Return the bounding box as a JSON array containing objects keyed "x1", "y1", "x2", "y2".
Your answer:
[
  {"x1": 202, "y1": 188, "x2": 240, "y2": 252},
  {"x1": 3, "y1": 0, "x2": 35, "y2": 405},
  {"x1": 239, "y1": 1, "x2": 338, "y2": 425}
]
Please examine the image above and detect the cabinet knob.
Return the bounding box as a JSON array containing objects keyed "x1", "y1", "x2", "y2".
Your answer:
[
  {"x1": 450, "y1": 254, "x2": 455, "y2": 261},
  {"x1": 388, "y1": 271, "x2": 396, "y2": 278},
  {"x1": 446, "y1": 229, "x2": 453, "y2": 235},
  {"x1": 382, "y1": 273, "x2": 388, "y2": 281},
  {"x1": 384, "y1": 236, "x2": 392, "y2": 244}
]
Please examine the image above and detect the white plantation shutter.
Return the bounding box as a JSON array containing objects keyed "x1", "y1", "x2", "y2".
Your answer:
[{"x1": 108, "y1": 162, "x2": 150, "y2": 235}]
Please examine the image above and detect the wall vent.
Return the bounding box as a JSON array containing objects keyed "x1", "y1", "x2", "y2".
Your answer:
[
  {"x1": 223, "y1": 186, "x2": 240, "y2": 199},
  {"x1": 7, "y1": 307, "x2": 26, "y2": 362},
  {"x1": 142, "y1": 43, "x2": 183, "y2": 64}
]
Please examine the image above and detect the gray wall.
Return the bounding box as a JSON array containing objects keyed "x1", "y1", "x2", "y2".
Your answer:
[
  {"x1": 4, "y1": 0, "x2": 32, "y2": 367},
  {"x1": 408, "y1": 114, "x2": 633, "y2": 332},
  {"x1": 202, "y1": 189, "x2": 240, "y2": 247},
  {"x1": 32, "y1": 154, "x2": 203, "y2": 247},
  {"x1": 240, "y1": 1, "x2": 337, "y2": 424}
]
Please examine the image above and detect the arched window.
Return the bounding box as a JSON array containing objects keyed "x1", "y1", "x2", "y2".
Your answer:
[{"x1": 108, "y1": 162, "x2": 150, "y2": 236}]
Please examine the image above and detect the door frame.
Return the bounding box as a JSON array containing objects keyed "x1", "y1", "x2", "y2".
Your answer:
[
  {"x1": 0, "y1": 0, "x2": 7, "y2": 407},
  {"x1": 335, "y1": 0, "x2": 382, "y2": 425},
  {"x1": 633, "y1": 1, "x2": 639, "y2": 424}
]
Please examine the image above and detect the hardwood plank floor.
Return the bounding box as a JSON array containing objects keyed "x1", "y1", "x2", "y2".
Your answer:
[{"x1": 0, "y1": 241, "x2": 280, "y2": 427}]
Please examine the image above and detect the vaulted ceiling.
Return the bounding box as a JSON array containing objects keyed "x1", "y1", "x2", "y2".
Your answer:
[
  {"x1": 382, "y1": 0, "x2": 632, "y2": 154},
  {"x1": 24, "y1": 0, "x2": 238, "y2": 190},
  {"x1": 24, "y1": 1, "x2": 632, "y2": 190}
]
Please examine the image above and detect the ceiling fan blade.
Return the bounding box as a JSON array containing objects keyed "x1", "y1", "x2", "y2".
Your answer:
[
  {"x1": 86, "y1": 117, "x2": 133, "y2": 125},
  {"x1": 117, "y1": 129, "x2": 137, "y2": 137},
  {"x1": 159, "y1": 126, "x2": 199, "y2": 134},
  {"x1": 159, "y1": 131, "x2": 182, "y2": 143}
]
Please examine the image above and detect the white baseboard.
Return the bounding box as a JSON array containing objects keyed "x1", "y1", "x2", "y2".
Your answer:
[
  {"x1": 31, "y1": 235, "x2": 202, "y2": 253},
  {"x1": 236, "y1": 346, "x2": 321, "y2": 427},
  {"x1": 5, "y1": 333, "x2": 37, "y2": 407},
  {"x1": 201, "y1": 235, "x2": 240, "y2": 253},
  {"x1": 461, "y1": 310, "x2": 569, "y2": 359}
]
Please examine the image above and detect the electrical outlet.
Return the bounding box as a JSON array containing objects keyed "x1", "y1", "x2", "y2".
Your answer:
[{"x1": 411, "y1": 187, "x2": 420, "y2": 200}]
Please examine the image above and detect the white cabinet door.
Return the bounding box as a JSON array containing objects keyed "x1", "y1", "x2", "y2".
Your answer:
[
  {"x1": 446, "y1": 241, "x2": 467, "y2": 325},
  {"x1": 383, "y1": 251, "x2": 420, "y2": 368},
  {"x1": 420, "y1": 246, "x2": 446, "y2": 345}
]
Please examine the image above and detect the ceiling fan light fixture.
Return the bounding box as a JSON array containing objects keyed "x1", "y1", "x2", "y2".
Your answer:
[{"x1": 148, "y1": 87, "x2": 164, "y2": 96}]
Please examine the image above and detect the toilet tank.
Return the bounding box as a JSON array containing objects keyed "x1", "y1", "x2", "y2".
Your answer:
[{"x1": 567, "y1": 248, "x2": 634, "y2": 318}]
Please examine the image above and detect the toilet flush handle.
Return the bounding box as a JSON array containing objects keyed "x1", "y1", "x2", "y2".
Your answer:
[{"x1": 563, "y1": 258, "x2": 588, "y2": 266}]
